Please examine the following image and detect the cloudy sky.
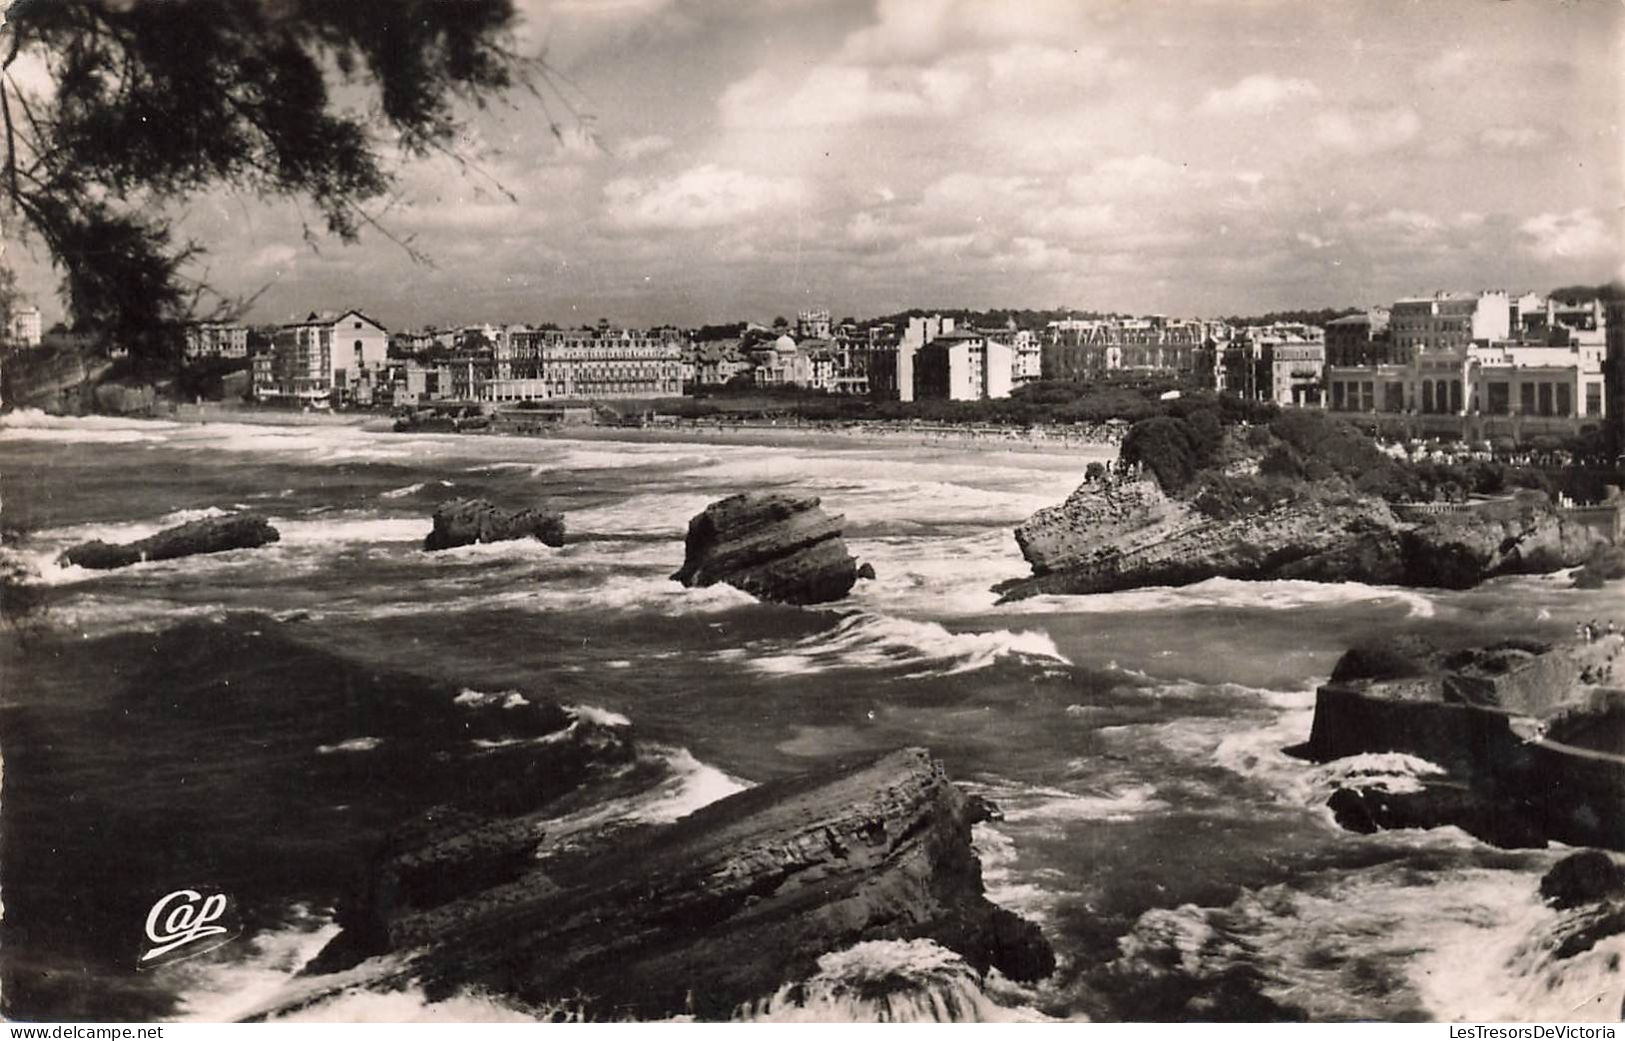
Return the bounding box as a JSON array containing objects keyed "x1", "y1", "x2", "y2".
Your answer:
[{"x1": 7, "y1": 0, "x2": 1624, "y2": 329}]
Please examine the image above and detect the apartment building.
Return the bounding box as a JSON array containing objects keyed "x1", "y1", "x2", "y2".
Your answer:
[
  {"x1": 483, "y1": 326, "x2": 683, "y2": 402},
  {"x1": 184, "y1": 321, "x2": 249, "y2": 360},
  {"x1": 914, "y1": 330, "x2": 1013, "y2": 401},
  {"x1": 261, "y1": 309, "x2": 388, "y2": 405}
]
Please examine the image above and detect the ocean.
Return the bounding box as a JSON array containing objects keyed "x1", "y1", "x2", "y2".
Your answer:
[{"x1": 1, "y1": 409, "x2": 1622, "y2": 1022}]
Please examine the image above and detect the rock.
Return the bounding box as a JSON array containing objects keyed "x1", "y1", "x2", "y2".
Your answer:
[
  {"x1": 857, "y1": 561, "x2": 877, "y2": 581},
  {"x1": 423, "y1": 498, "x2": 564, "y2": 552},
  {"x1": 1532, "y1": 852, "x2": 1625, "y2": 964},
  {"x1": 1574, "y1": 546, "x2": 1625, "y2": 589},
  {"x1": 1305, "y1": 633, "x2": 1625, "y2": 850},
  {"x1": 92, "y1": 381, "x2": 158, "y2": 416},
  {"x1": 999, "y1": 478, "x2": 1609, "y2": 602},
  {"x1": 1326, "y1": 784, "x2": 1547, "y2": 849},
  {"x1": 59, "y1": 514, "x2": 280, "y2": 570},
  {"x1": 305, "y1": 748, "x2": 1053, "y2": 1020},
  {"x1": 672, "y1": 492, "x2": 858, "y2": 605},
  {"x1": 1541, "y1": 851, "x2": 1625, "y2": 910}
]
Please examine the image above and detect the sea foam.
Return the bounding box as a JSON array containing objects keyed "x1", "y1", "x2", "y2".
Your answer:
[{"x1": 739, "y1": 610, "x2": 1070, "y2": 679}]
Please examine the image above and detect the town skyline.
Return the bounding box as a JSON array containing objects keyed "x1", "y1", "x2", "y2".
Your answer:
[{"x1": 4, "y1": 0, "x2": 1621, "y2": 329}]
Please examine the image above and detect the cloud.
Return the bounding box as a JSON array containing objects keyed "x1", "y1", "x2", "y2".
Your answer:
[
  {"x1": 1313, "y1": 106, "x2": 1422, "y2": 153},
  {"x1": 1068, "y1": 155, "x2": 1193, "y2": 199},
  {"x1": 1199, "y1": 74, "x2": 1320, "y2": 115},
  {"x1": 1295, "y1": 231, "x2": 1334, "y2": 250},
  {"x1": 1417, "y1": 48, "x2": 1472, "y2": 84},
  {"x1": 721, "y1": 64, "x2": 968, "y2": 127},
  {"x1": 1478, "y1": 125, "x2": 1548, "y2": 151},
  {"x1": 1519, "y1": 209, "x2": 1617, "y2": 261},
  {"x1": 616, "y1": 134, "x2": 674, "y2": 160},
  {"x1": 602, "y1": 164, "x2": 806, "y2": 231}
]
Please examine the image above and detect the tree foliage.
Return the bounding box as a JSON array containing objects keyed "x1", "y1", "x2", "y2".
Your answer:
[{"x1": 0, "y1": 0, "x2": 527, "y2": 366}]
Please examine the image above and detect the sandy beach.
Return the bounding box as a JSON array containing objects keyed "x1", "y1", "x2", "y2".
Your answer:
[{"x1": 161, "y1": 400, "x2": 1121, "y2": 463}]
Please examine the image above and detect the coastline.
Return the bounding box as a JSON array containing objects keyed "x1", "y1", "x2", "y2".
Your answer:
[
  {"x1": 485, "y1": 420, "x2": 1120, "y2": 461},
  {"x1": 153, "y1": 401, "x2": 1121, "y2": 462}
]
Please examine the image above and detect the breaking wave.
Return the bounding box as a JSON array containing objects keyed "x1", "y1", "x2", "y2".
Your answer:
[
  {"x1": 738, "y1": 940, "x2": 1051, "y2": 1023},
  {"x1": 739, "y1": 611, "x2": 1070, "y2": 678}
]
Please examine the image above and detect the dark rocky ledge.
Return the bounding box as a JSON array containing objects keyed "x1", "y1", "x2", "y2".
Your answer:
[
  {"x1": 301, "y1": 747, "x2": 1053, "y2": 1021},
  {"x1": 1299, "y1": 632, "x2": 1625, "y2": 850},
  {"x1": 58, "y1": 514, "x2": 280, "y2": 570},
  {"x1": 672, "y1": 492, "x2": 859, "y2": 605},
  {"x1": 423, "y1": 498, "x2": 565, "y2": 552},
  {"x1": 998, "y1": 477, "x2": 1610, "y2": 602}
]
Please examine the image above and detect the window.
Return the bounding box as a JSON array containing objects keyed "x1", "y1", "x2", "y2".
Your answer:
[
  {"x1": 1586, "y1": 383, "x2": 1603, "y2": 415},
  {"x1": 1538, "y1": 382, "x2": 1553, "y2": 417},
  {"x1": 1422, "y1": 380, "x2": 1434, "y2": 413},
  {"x1": 1556, "y1": 383, "x2": 1571, "y2": 417},
  {"x1": 1520, "y1": 383, "x2": 1536, "y2": 415},
  {"x1": 1488, "y1": 382, "x2": 1510, "y2": 415},
  {"x1": 1449, "y1": 380, "x2": 1462, "y2": 413}
]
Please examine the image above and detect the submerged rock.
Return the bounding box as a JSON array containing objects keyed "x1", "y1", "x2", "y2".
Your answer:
[
  {"x1": 672, "y1": 492, "x2": 858, "y2": 605},
  {"x1": 305, "y1": 747, "x2": 1053, "y2": 1020},
  {"x1": 423, "y1": 498, "x2": 564, "y2": 552},
  {"x1": 59, "y1": 514, "x2": 279, "y2": 570}
]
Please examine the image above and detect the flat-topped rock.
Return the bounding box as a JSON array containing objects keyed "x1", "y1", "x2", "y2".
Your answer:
[
  {"x1": 59, "y1": 514, "x2": 280, "y2": 570},
  {"x1": 423, "y1": 498, "x2": 564, "y2": 552},
  {"x1": 1304, "y1": 633, "x2": 1625, "y2": 850},
  {"x1": 673, "y1": 492, "x2": 858, "y2": 605}
]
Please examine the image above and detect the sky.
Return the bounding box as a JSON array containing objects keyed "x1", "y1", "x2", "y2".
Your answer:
[{"x1": 4, "y1": 0, "x2": 1623, "y2": 330}]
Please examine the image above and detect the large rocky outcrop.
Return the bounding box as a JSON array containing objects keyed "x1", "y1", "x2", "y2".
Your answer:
[
  {"x1": 1300, "y1": 633, "x2": 1625, "y2": 850},
  {"x1": 59, "y1": 514, "x2": 280, "y2": 570},
  {"x1": 423, "y1": 498, "x2": 564, "y2": 552},
  {"x1": 1534, "y1": 852, "x2": 1625, "y2": 1011},
  {"x1": 672, "y1": 492, "x2": 858, "y2": 605},
  {"x1": 999, "y1": 478, "x2": 1609, "y2": 601},
  {"x1": 299, "y1": 748, "x2": 1053, "y2": 1021}
]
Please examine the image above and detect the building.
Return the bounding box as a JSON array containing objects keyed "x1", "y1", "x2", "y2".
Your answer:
[
  {"x1": 8, "y1": 304, "x2": 42, "y2": 347},
  {"x1": 1221, "y1": 324, "x2": 1323, "y2": 402},
  {"x1": 1607, "y1": 300, "x2": 1625, "y2": 455},
  {"x1": 489, "y1": 326, "x2": 683, "y2": 401},
  {"x1": 1324, "y1": 309, "x2": 1393, "y2": 367},
  {"x1": 914, "y1": 330, "x2": 1013, "y2": 401},
  {"x1": 1325, "y1": 289, "x2": 1611, "y2": 444},
  {"x1": 796, "y1": 309, "x2": 832, "y2": 341},
  {"x1": 1270, "y1": 341, "x2": 1326, "y2": 407},
  {"x1": 1389, "y1": 291, "x2": 1510, "y2": 356},
  {"x1": 753, "y1": 334, "x2": 812, "y2": 387},
  {"x1": 1041, "y1": 315, "x2": 1221, "y2": 381},
  {"x1": 263, "y1": 309, "x2": 389, "y2": 405},
  {"x1": 184, "y1": 321, "x2": 249, "y2": 360}
]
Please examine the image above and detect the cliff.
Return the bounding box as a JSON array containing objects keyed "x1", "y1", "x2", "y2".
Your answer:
[
  {"x1": 1301, "y1": 633, "x2": 1625, "y2": 850},
  {"x1": 301, "y1": 748, "x2": 1053, "y2": 1020},
  {"x1": 673, "y1": 492, "x2": 859, "y2": 605}
]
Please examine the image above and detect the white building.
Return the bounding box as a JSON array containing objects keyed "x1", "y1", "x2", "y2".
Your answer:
[
  {"x1": 1390, "y1": 291, "x2": 1510, "y2": 356},
  {"x1": 915, "y1": 330, "x2": 1013, "y2": 401},
  {"x1": 184, "y1": 321, "x2": 249, "y2": 360},
  {"x1": 265, "y1": 309, "x2": 389, "y2": 405},
  {"x1": 9, "y1": 304, "x2": 41, "y2": 347}
]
